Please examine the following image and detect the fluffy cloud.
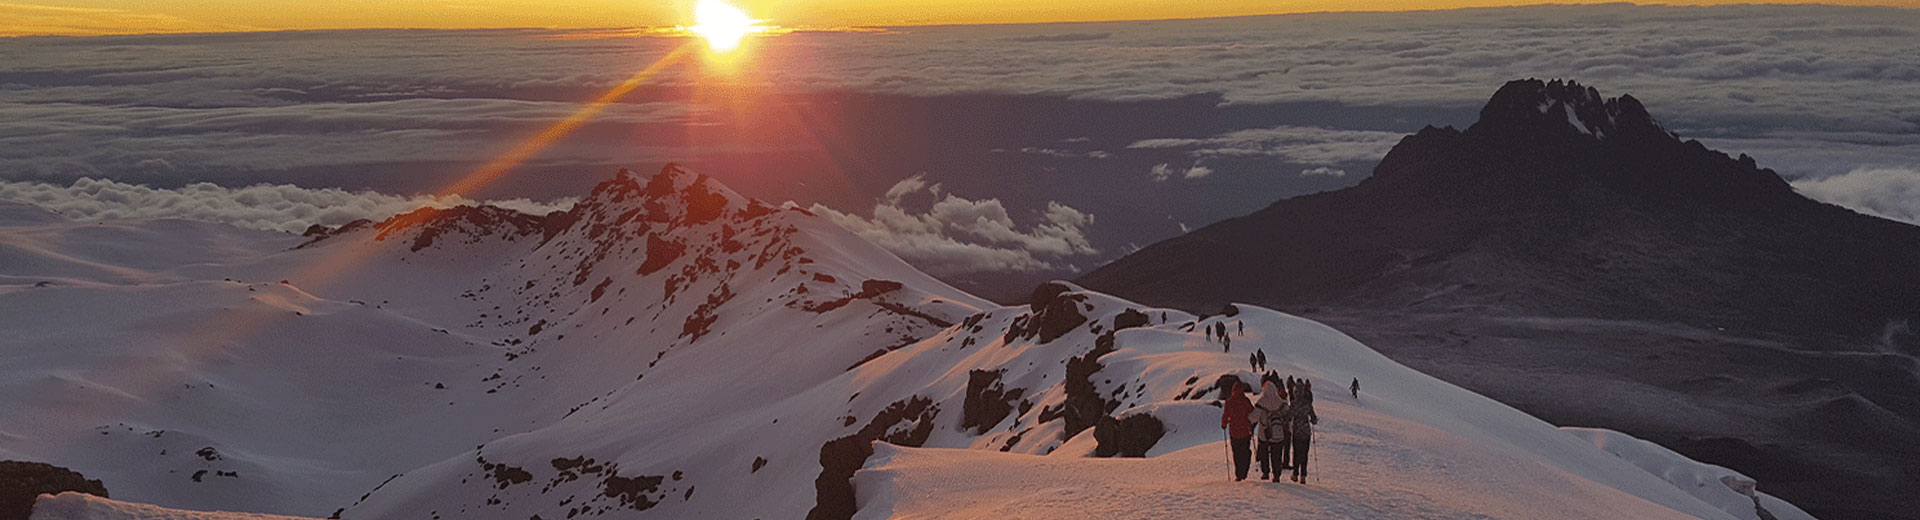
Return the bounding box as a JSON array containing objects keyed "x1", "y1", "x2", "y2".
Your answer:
[
  {"x1": 1791, "y1": 167, "x2": 1920, "y2": 226},
  {"x1": 0, "y1": 177, "x2": 575, "y2": 233},
  {"x1": 809, "y1": 174, "x2": 1097, "y2": 275},
  {"x1": 1149, "y1": 163, "x2": 1212, "y2": 182},
  {"x1": 1131, "y1": 126, "x2": 1406, "y2": 165},
  {"x1": 1300, "y1": 167, "x2": 1347, "y2": 177}
]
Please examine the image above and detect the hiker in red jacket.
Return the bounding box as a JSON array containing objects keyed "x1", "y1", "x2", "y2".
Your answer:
[{"x1": 1221, "y1": 381, "x2": 1254, "y2": 481}]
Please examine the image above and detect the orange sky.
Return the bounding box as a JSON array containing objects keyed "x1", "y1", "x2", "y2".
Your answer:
[{"x1": 2, "y1": 0, "x2": 1915, "y2": 37}]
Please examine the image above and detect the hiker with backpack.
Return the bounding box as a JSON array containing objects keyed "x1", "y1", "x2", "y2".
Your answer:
[
  {"x1": 1288, "y1": 380, "x2": 1319, "y2": 483},
  {"x1": 1220, "y1": 380, "x2": 1255, "y2": 481},
  {"x1": 1249, "y1": 374, "x2": 1288, "y2": 482}
]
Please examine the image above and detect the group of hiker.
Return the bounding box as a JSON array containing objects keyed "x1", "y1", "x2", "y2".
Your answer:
[
  {"x1": 1203, "y1": 320, "x2": 1243, "y2": 352},
  {"x1": 1220, "y1": 372, "x2": 1319, "y2": 483},
  {"x1": 1194, "y1": 317, "x2": 1368, "y2": 484}
]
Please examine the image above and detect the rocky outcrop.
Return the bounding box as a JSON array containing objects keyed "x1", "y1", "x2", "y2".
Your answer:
[
  {"x1": 961, "y1": 369, "x2": 1025, "y2": 434},
  {"x1": 807, "y1": 397, "x2": 940, "y2": 520},
  {"x1": 1038, "y1": 332, "x2": 1119, "y2": 441},
  {"x1": 1092, "y1": 413, "x2": 1166, "y2": 458},
  {"x1": 1, "y1": 460, "x2": 107, "y2": 520},
  {"x1": 1112, "y1": 308, "x2": 1150, "y2": 331},
  {"x1": 1004, "y1": 282, "x2": 1089, "y2": 344}
]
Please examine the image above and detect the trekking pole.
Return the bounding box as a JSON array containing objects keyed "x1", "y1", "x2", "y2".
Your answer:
[{"x1": 1223, "y1": 428, "x2": 1232, "y2": 481}]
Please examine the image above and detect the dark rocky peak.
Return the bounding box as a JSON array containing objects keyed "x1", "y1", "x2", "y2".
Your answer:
[
  {"x1": 1368, "y1": 79, "x2": 1798, "y2": 211},
  {"x1": 1468, "y1": 78, "x2": 1667, "y2": 144}
]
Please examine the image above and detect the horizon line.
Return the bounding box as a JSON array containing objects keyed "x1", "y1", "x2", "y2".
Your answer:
[{"x1": 4, "y1": 1, "x2": 1914, "y2": 39}]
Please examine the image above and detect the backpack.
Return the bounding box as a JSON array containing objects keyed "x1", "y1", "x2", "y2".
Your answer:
[{"x1": 1265, "y1": 406, "x2": 1289, "y2": 440}]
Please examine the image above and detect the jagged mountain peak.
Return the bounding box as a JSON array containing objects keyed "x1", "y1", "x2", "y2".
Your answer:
[
  {"x1": 570, "y1": 163, "x2": 773, "y2": 231},
  {"x1": 1468, "y1": 78, "x2": 1665, "y2": 143},
  {"x1": 1367, "y1": 79, "x2": 1798, "y2": 210}
]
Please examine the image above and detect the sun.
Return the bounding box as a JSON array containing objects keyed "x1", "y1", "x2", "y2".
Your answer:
[{"x1": 688, "y1": 0, "x2": 765, "y2": 53}]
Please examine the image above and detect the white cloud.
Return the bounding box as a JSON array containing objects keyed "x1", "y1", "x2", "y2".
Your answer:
[
  {"x1": 809, "y1": 173, "x2": 1097, "y2": 275},
  {"x1": 1149, "y1": 163, "x2": 1174, "y2": 182},
  {"x1": 1791, "y1": 167, "x2": 1920, "y2": 226},
  {"x1": 0, "y1": 177, "x2": 575, "y2": 233},
  {"x1": 1301, "y1": 167, "x2": 1347, "y2": 177},
  {"x1": 1149, "y1": 163, "x2": 1212, "y2": 182}
]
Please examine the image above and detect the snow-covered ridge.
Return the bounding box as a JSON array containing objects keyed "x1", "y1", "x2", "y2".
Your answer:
[{"x1": 3, "y1": 166, "x2": 1813, "y2": 520}]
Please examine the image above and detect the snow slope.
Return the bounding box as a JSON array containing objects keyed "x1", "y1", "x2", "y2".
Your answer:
[
  {"x1": 1, "y1": 166, "x2": 1813, "y2": 519},
  {"x1": 1564, "y1": 428, "x2": 1815, "y2": 520},
  {"x1": 842, "y1": 299, "x2": 1809, "y2": 520},
  {"x1": 30, "y1": 492, "x2": 319, "y2": 520}
]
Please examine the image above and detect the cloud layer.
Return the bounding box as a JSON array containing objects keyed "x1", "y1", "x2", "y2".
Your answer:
[
  {"x1": 1792, "y1": 167, "x2": 1920, "y2": 226},
  {"x1": 1132, "y1": 126, "x2": 1406, "y2": 166},
  {"x1": 3, "y1": 4, "x2": 1917, "y2": 280},
  {"x1": 809, "y1": 174, "x2": 1097, "y2": 275},
  {"x1": 3, "y1": 4, "x2": 1914, "y2": 189},
  {"x1": 0, "y1": 177, "x2": 575, "y2": 233}
]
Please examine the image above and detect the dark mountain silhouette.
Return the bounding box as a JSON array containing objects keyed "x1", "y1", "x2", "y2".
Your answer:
[{"x1": 1078, "y1": 79, "x2": 1920, "y2": 520}]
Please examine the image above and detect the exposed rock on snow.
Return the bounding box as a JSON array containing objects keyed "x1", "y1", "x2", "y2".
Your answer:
[
  {"x1": 1091, "y1": 413, "x2": 1164, "y2": 457},
  {"x1": 809, "y1": 397, "x2": 941, "y2": 520},
  {"x1": 3, "y1": 461, "x2": 107, "y2": 520}
]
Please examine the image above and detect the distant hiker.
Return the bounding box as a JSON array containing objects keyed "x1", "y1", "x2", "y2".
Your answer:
[
  {"x1": 1255, "y1": 349, "x2": 1267, "y2": 371},
  {"x1": 1237, "y1": 321, "x2": 1244, "y2": 336},
  {"x1": 1250, "y1": 378, "x2": 1288, "y2": 482},
  {"x1": 1248, "y1": 353, "x2": 1259, "y2": 371},
  {"x1": 1221, "y1": 381, "x2": 1255, "y2": 481},
  {"x1": 1288, "y1": 380, "x2": 1319, "y2": 483},
  {"x1": 1351, "y1": 378, "x2": 1360, "y2": 399},
  {"x1": 1223, "y1": 332, "x2": 1232, "y2": 352}
]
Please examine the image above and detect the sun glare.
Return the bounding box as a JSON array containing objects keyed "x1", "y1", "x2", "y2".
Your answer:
[{"x1": 689, "y1": 0, "x2": 765, "y2": 52}]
